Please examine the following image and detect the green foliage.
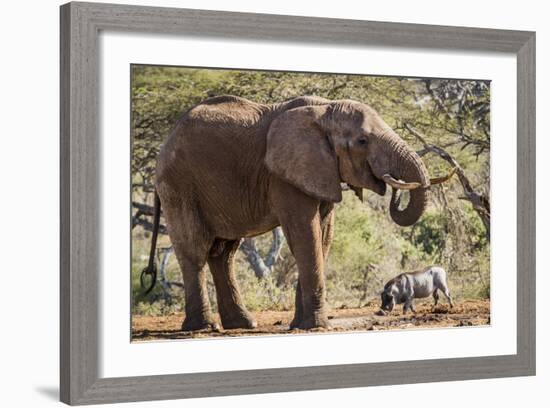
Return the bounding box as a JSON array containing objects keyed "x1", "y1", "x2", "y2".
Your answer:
[
  {"x1": 131, "y1": 65, "x2": 491, "y2": 315},
  {"x1": 412, "y1": 211, "x2": 448, "y2": 257}
]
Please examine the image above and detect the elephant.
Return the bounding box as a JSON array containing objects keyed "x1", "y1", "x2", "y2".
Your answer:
[{"x1": 140, "y1": 95, "x2": 454, "y2": 331}]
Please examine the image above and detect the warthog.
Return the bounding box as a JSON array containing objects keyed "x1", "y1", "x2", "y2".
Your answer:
[{"x1": 379, "y1": 266, "x2": 454, "y2": 314}]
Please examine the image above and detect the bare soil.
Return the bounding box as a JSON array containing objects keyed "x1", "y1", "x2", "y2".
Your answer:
[{"x1": 131, "y1": 299, "x2": 490, "y2": 341}]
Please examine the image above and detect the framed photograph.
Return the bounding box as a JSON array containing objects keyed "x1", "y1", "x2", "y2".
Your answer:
[{"x1": 60, "y1": 2, "x2": 535, "y2": 405}]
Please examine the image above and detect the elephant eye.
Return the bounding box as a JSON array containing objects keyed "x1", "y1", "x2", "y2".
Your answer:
[{"x1": 358, "y1": 138, "x2": 368, "y2": 146}]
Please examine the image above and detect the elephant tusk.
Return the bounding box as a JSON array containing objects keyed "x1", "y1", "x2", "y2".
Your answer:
[
  {"x1": 429, "y1": 167, "x2": 457, "y2": 185},
  {"x1": 381, "y1": 174, "x2": 422, "y2": 190}
]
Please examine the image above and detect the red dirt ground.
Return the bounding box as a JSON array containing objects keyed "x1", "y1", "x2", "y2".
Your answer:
[{"x1": 131, "y1": 299, "x2": 490, "y2": 341}]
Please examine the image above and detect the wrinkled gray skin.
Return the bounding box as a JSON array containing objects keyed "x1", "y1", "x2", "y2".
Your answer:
[
  {"x1": 151, "y1": 95, "x2": 435, "y2": 331},
  {"x1": 380, "y1": 266, "x2": 454, "y2": 314}
]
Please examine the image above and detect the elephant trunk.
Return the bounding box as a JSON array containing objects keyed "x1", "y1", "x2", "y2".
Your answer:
[{"x1": 387, "y1": 137, "x2": 430, "y2": 227}]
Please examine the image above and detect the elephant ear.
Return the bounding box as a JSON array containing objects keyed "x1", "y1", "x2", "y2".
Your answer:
[{"x1": 265, "y1": 107, "x2": 342, "y2": 203}]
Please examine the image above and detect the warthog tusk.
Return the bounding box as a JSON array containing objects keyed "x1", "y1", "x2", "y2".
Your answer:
[
  {"x1": 429, "y1": 167, "x2": 457, "y2": 185},
  {"x1": 381, "y1": 174, "x2": 422, "y2": 190}
]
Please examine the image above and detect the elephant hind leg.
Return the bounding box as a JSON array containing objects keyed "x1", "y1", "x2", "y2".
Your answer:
[
  {"x1": 161, "y1": 199, "x2": 218, "y2": 332},
  {"x1": 177, "y1": 254, "x2": 219, "y2": 332},
  {"x1": 208, "y1": 239, "x2": 257, "y2": 330}
]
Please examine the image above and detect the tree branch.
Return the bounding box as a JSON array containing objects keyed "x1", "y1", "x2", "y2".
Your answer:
[
  {"x1": 240, "y1": 227, "x2": 285, "y2": 279},
  {"x1": 404, "y1": 123, "x2": 490, "y2": 240}
]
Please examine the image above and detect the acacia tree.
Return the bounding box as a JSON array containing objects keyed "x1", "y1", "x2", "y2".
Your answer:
[
  {"x1": 131, "y1": 67, "x2": 491, "y2": 307},
  {"x1": 402, "y1": 79, "x2": 491, "y2": 240}
]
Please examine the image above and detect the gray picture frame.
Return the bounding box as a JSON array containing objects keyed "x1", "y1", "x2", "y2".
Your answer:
[{"x1": 60, "y1": 2, "x2": 536, "y2": 405}]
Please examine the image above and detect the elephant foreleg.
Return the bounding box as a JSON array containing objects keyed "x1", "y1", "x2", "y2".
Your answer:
[
  {"x1": 290, "y1": 206, "x2": 334, "y2": 329},
  {"x1": 273, "y1": 183, "x2": 329, "y2": 330},
  {"x1": 291, "y1": 221, "x2": 329, "y2": 329},
  {"x1": 320, "y1": 205, "x2": 335, "y2": 262},
  {"x1": 208, "y1": 239, "x2": 257, "y2": 329},
  {"x1": 290, "y1": 281, "x2": 304, "y2": 329}
]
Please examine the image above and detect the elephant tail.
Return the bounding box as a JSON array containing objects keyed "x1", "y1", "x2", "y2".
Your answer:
[{"x1": 140, "y1": 191, "x2": 161, "y2": 295}]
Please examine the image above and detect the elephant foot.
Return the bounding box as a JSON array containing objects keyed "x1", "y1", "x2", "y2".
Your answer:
[
  {"x1": 289, "y1": 317, "x2": 301, "y2": 330},
  {"x1": 220, "y1": 309, "x2": 257, "y2": 330},
  {"x1": 290, "y1": 313, "x2": 331, "y2": 330},
  {"x1": 289, "y1": 310, "x2": 302, "y2": 329},
  {"x1": 181, "y1": 315, "x2": 220, "y2": 332}
]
